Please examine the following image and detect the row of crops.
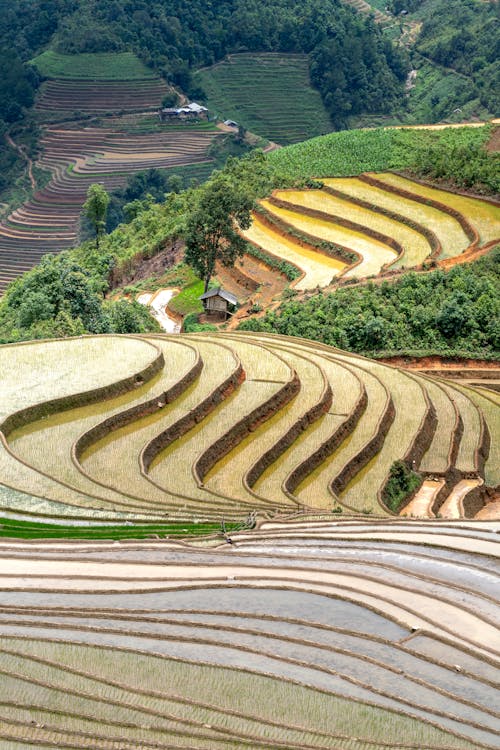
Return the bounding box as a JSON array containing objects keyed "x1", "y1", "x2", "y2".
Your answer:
[
  {"x1": 0, "y1": 331, "x2": 497, "y2": 524},
  {"x1": 241, "y1": 172, "x2": 500, "y2": 290},
  {"x1": 195, "y1": 53, "x2": 334, "y2": 145},
  {"x1": 0, "y1": 517, "x2": 497, "y2": 748}
]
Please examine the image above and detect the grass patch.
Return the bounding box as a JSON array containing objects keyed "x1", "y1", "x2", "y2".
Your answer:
[
  {"x1": 30, "y1": 51, "x2": 157, "y2": 80},
  {"x1": 96, "y1": 116, "x2": 218, "y2": 133},
  {"x1": 196, "y1": 53, "x2": 333, "y2": 145},
  {"x1": 183, "y1": 312, "x2": 218, "y2": 332},
  {"x1": 0, "y1": 516, "x2": 240, "y2": 540},
  {"x1": 168, "y1": 279, "x2": 205, "y2": 316}
]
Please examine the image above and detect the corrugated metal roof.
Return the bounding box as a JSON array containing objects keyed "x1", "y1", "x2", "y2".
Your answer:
[{"x1": 199, "y1": 287, "x2": 238, "y2": 305}]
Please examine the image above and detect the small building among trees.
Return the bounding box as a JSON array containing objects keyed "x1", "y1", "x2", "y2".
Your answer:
[{"x1": 199, "y1": 287, "x2": 238, "y2": 319}]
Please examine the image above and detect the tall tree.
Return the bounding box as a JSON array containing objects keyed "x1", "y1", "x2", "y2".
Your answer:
[
  {"x1": 184, "y1": 175, "x2": 254, "y2": 293},
  {"x1": 83, "y1": 183, "x2": 110, "y2": 250}
]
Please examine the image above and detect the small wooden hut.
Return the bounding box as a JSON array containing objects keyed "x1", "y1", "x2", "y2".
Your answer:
[{"x1": 199, "y1": 287, "x2": 237, "y2": 320}]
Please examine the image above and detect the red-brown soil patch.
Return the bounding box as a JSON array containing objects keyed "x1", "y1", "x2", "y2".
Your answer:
[
  {"x1": 487, "y1": 125, "x2": 500, "y2": 153},
  {"x1": 110, "y1": 241, "x2": 184, "y2": 288},
  {"x1": 216, "y1": 255, "x2": 289, "y2": 329},
  {"x1": 378, "y1": 355, "x2": 499, "y2": 371}
]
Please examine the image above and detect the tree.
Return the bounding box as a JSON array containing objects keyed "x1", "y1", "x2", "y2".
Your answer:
[
  {"x1": 184, "y1": 176, "x2": 254, "y2": 293},
  {"x1": 83, "y1": 184, "x2": 110, "y2": 250}
]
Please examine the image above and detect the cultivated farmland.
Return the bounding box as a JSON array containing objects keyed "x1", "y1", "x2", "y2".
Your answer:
[
  {"x1": 195, "y1": 53, "x2": 334, "y2": 145},
  {"x1": 0, "y1": 50, "x2": 223, "y2": 293},
  {"x1": 1, "y1": 332, "x2": 497, "y2": 522},
  {"x1": 241, "y1": 175, "x2": 500, "y2": 288},
  {"x1": 0, "y1": 518, "x2": 498, "y2": 749},
  {"x1": 0, "y1": 124, "x2": 220, "y2": 292},
  {"x1": 0, "y1": 331, "x2": 499, "y2": 747}
]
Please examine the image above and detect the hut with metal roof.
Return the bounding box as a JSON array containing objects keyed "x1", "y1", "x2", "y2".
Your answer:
[{"x1": 199, "y1": 287, "x2": 238, "y2": 319}]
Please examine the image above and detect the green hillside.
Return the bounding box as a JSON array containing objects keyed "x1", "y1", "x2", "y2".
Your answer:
[
  {"x1": 30, "y1": 50, "x2": 156, "y2": 80},
  {"x1": 196, "y1": 53, "x2": 334, "y2": 145}
]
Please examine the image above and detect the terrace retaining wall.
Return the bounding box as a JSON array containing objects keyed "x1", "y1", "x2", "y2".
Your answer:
[
  {"x1": 0, "y1": 337, "x2": 164, "y2": 440},
  {"x1": 268, "y1": 195, "x2": 404, "y2": 260},
  {"x1": 141, "y1": 363, "x2": 246, "y2": 474},
  {"x1": 331, "y1": 396, "x2": 396, "y2": 499},
  {"x1": 246, "y1": 380, "x2": 333, "y2": 490},
  {"x1": 73, "y1": 348, "x2": 202, "y2": 463},
  {"x1": 285, "y1": 385, "x2": 369, "y2": 498},
  {"x1": 195, "y1": 372, "x2": 302, "y2": 483}
]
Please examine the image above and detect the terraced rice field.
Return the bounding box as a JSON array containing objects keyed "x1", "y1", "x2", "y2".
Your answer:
[
  {"x1": 242, "y1": 175, "x2": 500, "y2": 288},
  {"x1": 1, "y1": 332, "x2": 497, "y2": 522},
  {"x1": 195, "y1": 53, "x2": 334, "y2": 145},
  {"x1": 35, "y1": 78, "x2": 168, "y2": 115},
  {"x1": 0, "y1": 48, "x2": 223, "y2": 293},
  {"x1": 0, "y1": 518, "x2": 498, "y2": 748},
  {"x1": 0, "y1": 333, "x2": 499, "y2": 745},
  {"x1": 0, "y1": 124, "x2": 220, "y2": 292},
  {"x1": 372, "y1": 173, "x2": 500, "y2": 246}
]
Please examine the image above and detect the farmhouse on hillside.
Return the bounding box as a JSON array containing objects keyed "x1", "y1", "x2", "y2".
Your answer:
[
  {"x1": 159, "y1": 102, "x2": 209, "y2": 122},
  {"x1": 199, "y1": 287, "x2": 238, "y2": 319}
]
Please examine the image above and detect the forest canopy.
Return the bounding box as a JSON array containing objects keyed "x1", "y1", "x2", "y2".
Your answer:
[{"x1": 1, "y1": 0, "x2": 408, "y2": 120}]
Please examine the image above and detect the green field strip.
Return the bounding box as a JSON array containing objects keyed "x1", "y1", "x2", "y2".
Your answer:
[
  {"x1": 7, "y1": 339, "x2": 197, "y2": 512},
  {"x1": 0, "y1": 517, "x2": 238, "y2": 540},
  {"x1": 274, "y1": 189, "x2": 432, "y2": 269},
  {"x1": 260, "y1": 199, "x2": 397, "y2": 279},
  {"x1": 243, "y1": 215, "x2": 345, "y2": 289},
  {"x1": 451, "y1": 385, "x2": 500, "y2": 487},
  {"x1": 250, "y1": 347, "x2": 363, "y2": 508},
  {"x1": 338, "y1": 362, "x2": 429, "y2": 513},
  {"x1": 31, "y1": 51, "x2": 158, "y2": 80},
  {"x1": 419, "y1": 378, "x2": 459, "y2": 475},
  {"x1": 438, "y1": 382, "x2": 484, "y2": 474},
  {"x1": 0, "y1": 639, "x2": 480, "y2": 750},
  {"x1": 372, "y1": 173, "x2": 500, "y2": 246},
  {"x1": 148, "y1": 337, "x2": 293, "y2": 509},
  {"x1": 80, "y1": 339, "x2": 241, "y2": 511},
  {"x1": 324, "y1": 177, "x2": 470, "y2": 259},
  {"x1": 203, "y1": 342, "x2": 329, "y2": 507}
]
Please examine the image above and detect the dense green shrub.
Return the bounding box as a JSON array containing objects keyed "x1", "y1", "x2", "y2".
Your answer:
[
  {"x1": 382, "y1": 461, "x2": 423, "y2": 513},
  {"x1": 0, "y1": 254, "x2": 161, "y2": 343},
  {"x1": 238, "y1": 248, "x2": 500, "y2": 359}
]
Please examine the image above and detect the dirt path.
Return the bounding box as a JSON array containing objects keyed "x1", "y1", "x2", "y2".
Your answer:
[
  {"x1": 439, "y1": 479, "x2": 482, "y2": 519},
  {"x1": 400, "y1": 479, "x2": 444, "y2": 518},
  {"x1": 5, "y1": 133, "x2": 36, "y2": 190},
  {"x1": 475, "y1": 499, "x2": 500, "y2": 520}
]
